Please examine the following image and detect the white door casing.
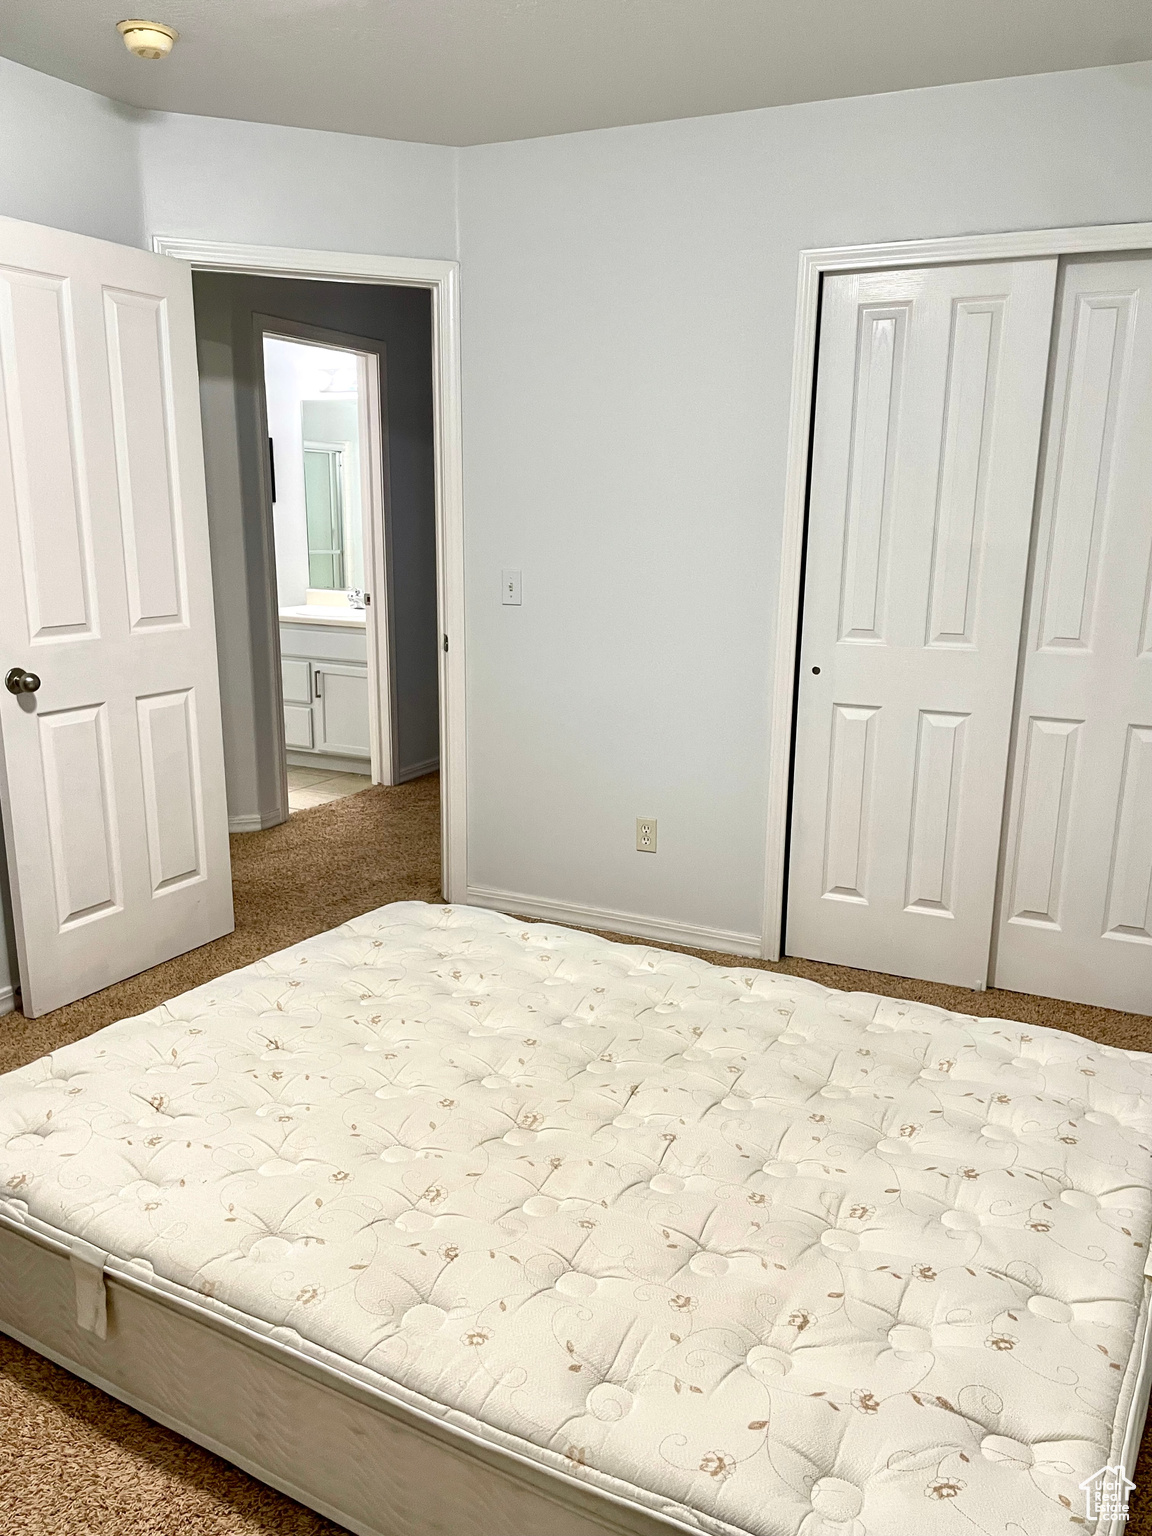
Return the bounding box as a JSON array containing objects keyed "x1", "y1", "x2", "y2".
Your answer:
[
  {"x1": 154, "y1": 237, "x2": 465, "y2": 906},
  {"x1": 993, "y1": 254, "x2": 1152, "y2": 1014},
  {"x1": 0, "y1": 215, "x2": 233, "y2": 1017},
  {"x1": 787, "y1": 259, "x2": 1058, "y2": 987}
]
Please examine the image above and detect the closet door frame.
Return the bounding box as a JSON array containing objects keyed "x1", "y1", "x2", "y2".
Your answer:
[{"x1": 763, "y1": 219, "x2": 1152, "y2": 963}]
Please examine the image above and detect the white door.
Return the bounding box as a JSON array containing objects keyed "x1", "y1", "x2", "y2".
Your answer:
[
  {"x1": 994, "y1": 255, "x2": 1152, "y2": 1014},
  {"x1": 787, "y1": 260, "x2": 1057, "y2": 987},
  {"x1": 0, "y1": 215, "x2": 233, "y2": 1017}
]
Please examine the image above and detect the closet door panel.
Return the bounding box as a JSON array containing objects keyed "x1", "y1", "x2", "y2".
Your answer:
[
  {"x1": 994, "y1": 255, "x2": 1152, "y2": 1013},
  {"x1": 787, "y1": 259, "x2": 1057, "y2": 987}
]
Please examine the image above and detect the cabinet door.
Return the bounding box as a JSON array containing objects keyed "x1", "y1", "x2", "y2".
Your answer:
[{"x1": 315, "y1": 665, "x2": 370, "y2": 758}]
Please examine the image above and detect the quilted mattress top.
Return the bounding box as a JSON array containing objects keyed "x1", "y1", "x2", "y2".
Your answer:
[{"x1": 1, "y1": 901, "x2": 1151, "y2": 1536}]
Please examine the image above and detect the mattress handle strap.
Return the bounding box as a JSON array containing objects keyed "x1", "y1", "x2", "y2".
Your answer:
[{"x1": 69, "y1": 1239, "x2": 110, "y2": 1340}]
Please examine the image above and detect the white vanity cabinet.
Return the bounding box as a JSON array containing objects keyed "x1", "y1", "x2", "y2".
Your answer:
[{"x1": 279, "y1": 616, "x2": 371, "y2": 772}]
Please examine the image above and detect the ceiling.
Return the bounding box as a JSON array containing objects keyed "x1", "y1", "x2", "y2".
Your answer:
[{"x1": 2, "y1": 0, "x2": 1150, "y2": 148}]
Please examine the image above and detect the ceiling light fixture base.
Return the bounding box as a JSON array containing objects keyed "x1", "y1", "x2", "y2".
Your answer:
[{"x1": 116, "y1": 19, "x2": 179, "y2": 60}]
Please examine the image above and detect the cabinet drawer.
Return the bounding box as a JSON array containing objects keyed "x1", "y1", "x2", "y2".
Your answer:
[
  {"x1": 279, "y1": 622, "x2": 368, "y2": 666},
  {"x1": 284, "y1": 703, "x2": 314, "y2": 750},
  {"x1": 281, "y1": 657, "x2": 312, "y2": 706}
]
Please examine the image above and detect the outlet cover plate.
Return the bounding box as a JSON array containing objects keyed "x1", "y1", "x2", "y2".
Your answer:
[{"x1": 636, "y1": 817, "x2": 657, "y2": 853}]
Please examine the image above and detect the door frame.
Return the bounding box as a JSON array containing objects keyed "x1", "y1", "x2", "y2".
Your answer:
[
  {"x1": 763, "y1": 218, "x2": 1152, "y2": 962},
  {"x1": 256, "y1": 314, "x2": 396, "y2": 792},
  {"x1": 153, "y1": 237, "x2": 466, "y2": 904}
]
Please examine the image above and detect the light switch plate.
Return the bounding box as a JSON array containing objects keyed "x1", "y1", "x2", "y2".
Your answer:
[{"x1": 501, "y1": 568, "x2": 522, "y2": 605}]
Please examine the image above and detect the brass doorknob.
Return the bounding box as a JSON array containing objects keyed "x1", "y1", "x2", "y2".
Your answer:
[{"x1": 5, "y1": 668, "x2": 40, "y2": 695}]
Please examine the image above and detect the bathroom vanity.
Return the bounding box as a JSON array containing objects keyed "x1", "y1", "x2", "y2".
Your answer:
[{"x1": 279, "y1": 607, "x2": 371, "y2": 775}]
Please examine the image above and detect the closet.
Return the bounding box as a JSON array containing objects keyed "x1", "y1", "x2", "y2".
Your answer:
[{"x1": 787, "y1": 253, "x2": 1152, "y2": 1014}]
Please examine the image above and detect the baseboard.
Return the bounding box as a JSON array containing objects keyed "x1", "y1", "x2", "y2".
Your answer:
[
  {"x1": 286, "y1": 751, "x2": 371, "y2": 777},
  {"x1": 228, "y1": 810, "x2": 286, "y2": 834},
  {"x1": 396, "y1": 757, "x2": 440, "y2": 784},
  {"x1": 0, "y1": 984, "x2": 15, "y2": 1018},
  {"x1": 464, "y1": 886, "x2": 762, "y2": 960}
]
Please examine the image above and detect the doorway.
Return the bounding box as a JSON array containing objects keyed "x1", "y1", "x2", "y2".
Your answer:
[
  {"x1": 262, "y1": 327, "x2": 383, "y2": 813},
  {"x1": 159, "y1": 235, "x2": 466, "y2": 904},
  {"x1": 188, "y1": 267, "x2": 446, "y2": 871}
]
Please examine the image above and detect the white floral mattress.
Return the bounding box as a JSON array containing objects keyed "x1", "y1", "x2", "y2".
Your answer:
[{"x1": 1, "y1": 901, "x2": 1150, "y2": 1536}]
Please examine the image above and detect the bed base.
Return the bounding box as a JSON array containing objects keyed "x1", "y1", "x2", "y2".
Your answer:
[{"x1": 0, "y1": 1217, "x2": 682, "y2": 1536}]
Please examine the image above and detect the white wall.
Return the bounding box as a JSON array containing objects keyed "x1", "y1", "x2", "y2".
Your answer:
[
  {"x1": 138, "y1": 109, "x2": 457, "y2": 259},
  {"x1": 458, "y1": 62, "x2": 1152, "y2": 944},
  {"x1": 0, "y1": 56, "x2": 143, "y2": 245},
  {"x1": 0, "y1": 57, "x2": 458, "y2": 261}
]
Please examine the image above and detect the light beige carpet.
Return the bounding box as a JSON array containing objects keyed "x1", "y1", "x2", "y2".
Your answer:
[
  {"x1": 1, "y1": 771, "x2": 1149, "y2": 1534},
  {"x1": 0, "y1": 774, "x2": 441, "y2": 1080}
]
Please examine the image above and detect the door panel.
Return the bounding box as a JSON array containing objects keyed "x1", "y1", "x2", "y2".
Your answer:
[
  {"x1": 993, "y1": 255, "x2": 1152, "y2": 1012},
  {"x1": 1005, "y1": 716, "x2": 1080, "y2": 926},
  {"x1": 925, "y1": 304, "x2": 1001, "y2": 648},
  {"x1": 0, "y1": 214, "x2": 233, "y2": 1015},
  {"x1": 1034, "y1": 294, "x2": 1130, "y2": 651},
  {"x1": 136, "y1": 689, "x2": 203, "y2": 894},
  {"x1": 38, "y1": 703, "x2": 121, "y2": 927},
  {"x1": 821, "y1": 703, "x2": 878, "y2": 903},
  {"x1": 1106, "y1": 726, "x2": 1152, "y2": 942},
  {"x1": 787, "y1": 259, "x2": 1058, "y2": 987},
  {"x1": 0, "y1": 267, "x2": 97, "y2": 640},
  {"x1": 103, "y1": 288, "x2": 185, "y2": 630},
  {"x1": 836, "y1": 306, "x2": 903, "y2": 643},
  {"x1": 904, "y1": 710, "x2": 967, "y2": 915}
]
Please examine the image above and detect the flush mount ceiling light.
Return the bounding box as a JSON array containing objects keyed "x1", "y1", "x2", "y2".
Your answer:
[{"x1": 116, "y1": 19, "x2": 179, "y2": 59}]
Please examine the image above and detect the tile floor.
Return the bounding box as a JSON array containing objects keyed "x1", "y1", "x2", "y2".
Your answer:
[{"x1": 286, "y1": 765, "x2": 372, "y2": 813}]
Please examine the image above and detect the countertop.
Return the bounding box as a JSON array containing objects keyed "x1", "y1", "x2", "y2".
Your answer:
[{"x1": 279, "y1": 605, "x2": 366, "y2": 628}]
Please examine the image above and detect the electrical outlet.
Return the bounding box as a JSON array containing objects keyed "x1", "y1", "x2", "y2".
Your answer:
[{"x1": 636, "y1": 817, "x2": 657, "y2": 853}]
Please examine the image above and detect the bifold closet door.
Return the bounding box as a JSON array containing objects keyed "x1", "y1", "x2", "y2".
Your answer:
[
  {"x1": 787, "y1": 260, "x2": 1057, "y2": 987},
  {"x1": 993, "y1": 255, "x2": 1152, "y2": 1014}
]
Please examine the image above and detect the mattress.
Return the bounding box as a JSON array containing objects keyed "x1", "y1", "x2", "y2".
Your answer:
[{"x1": 1, "y1": 900, "x2": 1150, "y2": 1536}]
